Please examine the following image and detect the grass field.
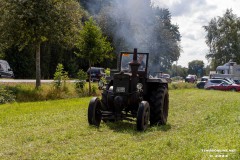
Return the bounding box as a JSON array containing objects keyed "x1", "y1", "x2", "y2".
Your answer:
[{"x1": 0, "y1": 89, "x2": 239, "y2": 159}]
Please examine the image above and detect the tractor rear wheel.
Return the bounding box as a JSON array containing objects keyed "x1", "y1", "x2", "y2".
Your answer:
[
  {"x1": 137, "y1": 101, "x2": 150, "y2": 131},
  {"x1": 88, "y1": 97, "x2": 102, "y2": 127},
  {"x1": 149, "y1": 86, "x2": 169, "y2": 125}
]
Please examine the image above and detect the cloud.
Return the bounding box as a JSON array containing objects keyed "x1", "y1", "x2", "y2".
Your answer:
[
  {"x1": 153, "y1": 0, "x2": 208, "y2": 16},
  {"x1": 153, "y1": 0, "x2": 240, "y2": 67},
  {"x1": 185, "y1": 33, "x2": 196, "y2": 41}
]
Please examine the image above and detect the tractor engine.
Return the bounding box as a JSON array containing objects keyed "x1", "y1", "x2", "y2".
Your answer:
[{"x1": 109, "y1": 48, "x2": 142, "y2": 114}]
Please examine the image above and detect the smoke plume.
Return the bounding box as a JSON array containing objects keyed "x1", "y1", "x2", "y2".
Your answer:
[
  {"x1": 83, "y1": 0, "x2": 180, "y2": 72},
  {"x1": 108, "y1": 0, "x2": 155, "y2": 52}
]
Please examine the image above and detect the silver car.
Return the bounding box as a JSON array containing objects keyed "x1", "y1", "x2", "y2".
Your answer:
[{"x1": 204, "y1": 79, "x2": 230, "y2": 89}]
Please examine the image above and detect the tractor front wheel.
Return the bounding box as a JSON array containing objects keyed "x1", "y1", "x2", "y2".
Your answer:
[
  {"x1": 137, "y1": 101, "x2": 150, "y2": 131},
  {"x1": 88, "y1": 97, "x2": 102, "y2": 127}
]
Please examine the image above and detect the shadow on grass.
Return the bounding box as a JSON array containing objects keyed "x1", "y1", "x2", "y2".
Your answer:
[
  {"x1": 102, "y1": 121, "x2": 172, "y2": 133},
  {"x1": 105, "y1": 121, "x2": 136, "y2": 133},
  {"x1": 149, "y1": 124, "x2": 172, "y2": 132}
]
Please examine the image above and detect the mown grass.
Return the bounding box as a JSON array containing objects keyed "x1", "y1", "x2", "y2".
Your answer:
[{"x1": 0, "y1": 89, "x2": 239, "y2": 159}]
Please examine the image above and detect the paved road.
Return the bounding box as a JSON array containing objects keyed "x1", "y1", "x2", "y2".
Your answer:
[{"x1": 0, "y1": 79, "x2": 77, "y2": 83}]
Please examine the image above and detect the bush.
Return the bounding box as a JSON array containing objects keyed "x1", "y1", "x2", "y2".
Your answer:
[
  {"x1": 53, "y1": 63, "x2": 69, "y2": 91},
  {"x1": 91, "y1": 85, "x2": 97, "y2": 95},
  {"x1": 0, "y1": 85, "x2": 15, "y2": 104},
  {"x1": 7, "y1": 84, "x2": 46, "y2": 102},
  {"x1": 6, "y1": 83, "x2": 79, "y2": 102},
  {"x1": 105, "y1": 68, "x2": 110, "y2": 76},
  {"x1": 169, "y1": 82, "x2": 196, "y2": 90},
  {"x1": 75, "y1": 69, "x2": 87, "y2": 91},
  {"x1": 1, "y1": 80, "x2": 101, "y2": 103}
]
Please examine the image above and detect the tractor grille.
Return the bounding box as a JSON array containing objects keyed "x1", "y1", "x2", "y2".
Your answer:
[{"x1": 113, "y1": 73, "x2": 130, "y2": 94}]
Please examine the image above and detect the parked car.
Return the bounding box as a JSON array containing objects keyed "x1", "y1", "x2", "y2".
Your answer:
[
  {"x1": 185, "y1": 74, "x2": 197, "y2": 83},
  {"x1": 223, "y1": 78, "x2": 236, "y2": 84},
  {"x1": 87, "y1": 67, "x2": 106, "y2": 82},
  {"x1": 215, "y1": 78, "x2": 239, "y2": 84},
  {"x1": 204, "y1": 79, "x2": 224, "y2": 89},
  {"x1": 206, "y1": 81, "x2": 240, "y2": 91},
  {"x1": 201, "y1": 76, "x2": 209, "y2": 81},
  {"x1": 162, "y1": 74, "x2": 172, "y2": 83},
  {"x1": 0, "y1": 60, "x2": 14, "y2": 78},
  {"x1": 196, "y1": 76, "x2": 209, "y2": 89},
  {"x1": 234, "y1": 80, "x2": 240, "y2": 84},
  {"x1": 151, "y1": 72, "x2": 172, "y2": 83}
]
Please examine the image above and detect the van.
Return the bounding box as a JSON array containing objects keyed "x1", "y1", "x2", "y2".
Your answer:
[
  {"x1": 185, "y1": 74, "x2": 197, "y2": 83},
  {"x1": 87, "y1": 67, "x2": 106, "y2": 82},
  {"x1": 0, "y1": 60, "x2": 14, "y2": 78}
]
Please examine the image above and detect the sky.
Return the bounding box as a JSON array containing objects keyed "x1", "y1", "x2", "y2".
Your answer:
[{"x1": 152, "y1": 0, "x2": 240, "y2": 67}]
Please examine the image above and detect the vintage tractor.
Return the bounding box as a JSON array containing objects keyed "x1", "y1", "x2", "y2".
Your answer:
[{"x1": 88, "y1": 48, "x2": 169, "y2": 131}]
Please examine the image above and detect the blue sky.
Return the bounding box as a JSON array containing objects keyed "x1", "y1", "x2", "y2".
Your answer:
[{"x1": 153, "y1": 0, "x2": 240, "y2": 67}]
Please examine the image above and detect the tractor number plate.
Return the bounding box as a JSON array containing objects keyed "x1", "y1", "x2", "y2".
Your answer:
[{"x1": 116, "y1": 87, "x2": 125, "y2": 93}]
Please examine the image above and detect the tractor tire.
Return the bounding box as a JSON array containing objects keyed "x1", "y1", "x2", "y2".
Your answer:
[
  {"x1": 149, "y1": 86, "x2": 169, "y2": 125},
  {"x1": 88, "y1": 97, "x2": 102, "y2": 127},
  {"x1": 137, "y1": 101, "x2": 150, "y2": 131}
]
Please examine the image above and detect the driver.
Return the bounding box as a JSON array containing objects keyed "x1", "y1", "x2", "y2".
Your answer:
[{"x1": 138, "y1": 54, "x2": 146, "y2": 70}]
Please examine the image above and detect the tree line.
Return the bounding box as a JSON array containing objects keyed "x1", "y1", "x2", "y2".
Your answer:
[
  {"x1": 0, "y1": 0, "x2": 181, "y2": 88},
  {"x1": 1, "y1": 0, "x2": 239, "y2": 85}
]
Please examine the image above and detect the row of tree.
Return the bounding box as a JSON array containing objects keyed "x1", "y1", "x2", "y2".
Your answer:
[
  {"x1": 0, "y1": 0, "x2": 182, "y2": 88},
  {"x1": 0, "y1": 0, "x2": 84, "y2": 87},
  {"x1": 0, "y1": 0, "x2": 114, "y2": 88},
  {"x1": 2, "y1": 1, "x2": 238, "y2": 86}
]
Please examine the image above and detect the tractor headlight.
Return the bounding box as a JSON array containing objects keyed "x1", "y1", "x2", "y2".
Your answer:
[{"x1": 137, "y1": 83, "x2": 143, "y2": 90}]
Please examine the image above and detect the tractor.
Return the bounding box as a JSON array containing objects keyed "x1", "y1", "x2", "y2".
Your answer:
[{"x1": 88, "y1": 48, "x2": 169, "y2": 131}]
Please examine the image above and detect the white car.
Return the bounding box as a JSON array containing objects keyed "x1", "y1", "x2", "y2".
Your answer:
[{"x1": 0, "y1": 60, "x2": 14, "y2": 78}]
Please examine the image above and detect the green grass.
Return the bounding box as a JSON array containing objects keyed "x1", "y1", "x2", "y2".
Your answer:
[{"x1": 0, "y1": 89, "x2": 239, "y2": 159}]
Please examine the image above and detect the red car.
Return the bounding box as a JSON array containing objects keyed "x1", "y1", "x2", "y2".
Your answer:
[{"x1": 206, "y1": 81, "x2": 240, "y2": 91}]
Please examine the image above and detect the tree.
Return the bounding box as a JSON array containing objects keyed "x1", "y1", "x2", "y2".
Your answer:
[
  {"x1": 149, "y1": 8, "x2": 181, "y2": 72},
  {"x1": 4, "y1": 46, "x2": 35, "y2": 79},
  {"x1": 0, "y1": 0, "x2": 83, "y2": 88},
  {"x1": 79, "y1": 0, "x2": 111, "y2": 15},
  {"x1": 188, "y1": 60, "x2": 204, "y2": 77},
  {"x1": 75, "y1": 18, "x2": 113, "y2": 94},
  {"x1": 169, "y1": 64, "x2": 188, "y2": 78},
  {"x1": 204, "y1": 9, "x2": 240, "y2": 69}
]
